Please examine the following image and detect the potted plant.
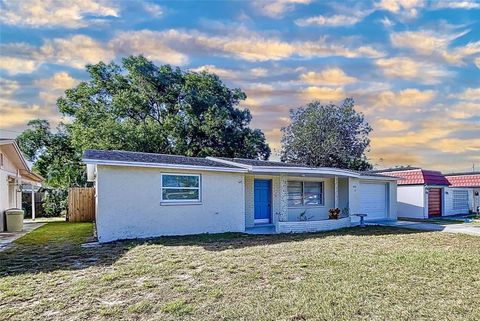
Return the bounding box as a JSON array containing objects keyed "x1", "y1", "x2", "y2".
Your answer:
[{"x1": 328, "y1": 208, "x2": 341, "y2": 219}]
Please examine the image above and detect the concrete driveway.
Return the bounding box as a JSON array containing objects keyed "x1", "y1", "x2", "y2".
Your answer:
[
  {"x1": 0, "y1": 221, "x2": 45, "y2": 251},
  {"x1": 370, "y1": 220, "x2": 480, "y2": 237}
]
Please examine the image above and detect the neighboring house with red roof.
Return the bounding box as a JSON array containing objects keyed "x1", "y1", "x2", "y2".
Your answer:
[
  {"x1": 373, "y1": 167, "x2": 479, "y2": 219},
  {"x1": 444, "y1": 172, "x2": 480, "y2": 215}
]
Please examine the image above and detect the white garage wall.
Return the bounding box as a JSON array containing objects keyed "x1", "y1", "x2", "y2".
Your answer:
[
  {"x1": 397, "y1": 185, "x2": 426, "y2": 218},
  {"x1": 96, "y1": 165, "x2": 246, "y2": 242}
]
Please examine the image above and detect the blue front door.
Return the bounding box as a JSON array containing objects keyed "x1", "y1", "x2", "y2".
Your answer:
[{"x1": 254, "y1": 179, "x2": 271, "y2": 223}]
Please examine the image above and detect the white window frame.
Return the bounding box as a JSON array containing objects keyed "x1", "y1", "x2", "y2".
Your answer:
[
  {"x1": 287, "y1": 180, "x2": 324, "y2": 207},
  {"x1": 160, "y1": 173, "x2": 202, "y2": 204}
]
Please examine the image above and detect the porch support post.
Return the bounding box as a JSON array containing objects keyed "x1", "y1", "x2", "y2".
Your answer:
[
  {"x1": 31, "y1": 185, "x2": 36, "y2": 221},
  {"x1": 279, "y1": 174, "x2": 288, "y2": 222},
  {"x1": 334, "y1": 176, "x2": 339, "y2": 209}
]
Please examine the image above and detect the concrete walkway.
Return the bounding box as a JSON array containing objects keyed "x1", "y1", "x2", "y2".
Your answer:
[
  {"x1": 0, "y1": 221, "x2": 45, "y2": 252},
  {"x1": 369, "y1": 220, "x2": 480, "y2": 237}
]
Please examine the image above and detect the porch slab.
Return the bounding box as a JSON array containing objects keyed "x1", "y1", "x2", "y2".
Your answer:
[
  {"x1": 245, "y1": 225, "x2": 276, "y2": 235},
  {"x1": 0, "y1": 221, "x2": 45, "y2": 252}
]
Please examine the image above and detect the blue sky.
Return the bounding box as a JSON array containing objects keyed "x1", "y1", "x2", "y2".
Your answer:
[{"x1": 0, "y1": 0, "x2": 479, "y2": 171}]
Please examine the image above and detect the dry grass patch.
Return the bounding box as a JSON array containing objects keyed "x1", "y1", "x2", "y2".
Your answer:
[{"x1": 0, "y1": 222, "x2": 479, "y2": 320}]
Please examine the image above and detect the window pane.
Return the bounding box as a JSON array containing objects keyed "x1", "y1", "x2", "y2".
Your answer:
[
  {"x1": 304, "y1": 182, "x2": 322, "y2": 205},
  {"x1": 162, "y1": 175, "x2": 199, "y2": 188},
  {"x1": 162, "y1": 188, "x2": 199, "y2": 201},
  {"x1": 287, "y1": 181, "x2": 303, "y2": 206}
]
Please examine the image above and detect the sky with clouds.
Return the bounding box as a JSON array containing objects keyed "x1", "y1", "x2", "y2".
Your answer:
[{"x1": 0, "y1": 0, "x2": 479, "y2": 171}]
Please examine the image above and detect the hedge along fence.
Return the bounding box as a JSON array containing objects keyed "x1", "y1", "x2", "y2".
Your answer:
[{"x1": 68, "y1": 187, "x2": 95, "y2": 222}]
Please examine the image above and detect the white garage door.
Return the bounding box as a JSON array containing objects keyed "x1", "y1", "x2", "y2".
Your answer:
[{"x1": 359, "y1": 182, "x2": 388, "y2": 220}]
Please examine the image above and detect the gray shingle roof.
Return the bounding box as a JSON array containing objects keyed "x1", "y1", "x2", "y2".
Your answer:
[
  {"x1": 83, "y1": 150, "x2": 243, "y2": 169},
  {"x1": 369, "y1": 166, "x2": 421, "y2": 173},
  {"x1": 83, "y1": 150, "x2": 396, "y2": 178},
  {"x1": 360, "y1": 172, "x2": 395, "y2": 178},
  {"x1": 216, "y1": 157, "x2": 311, "y2": 168}
]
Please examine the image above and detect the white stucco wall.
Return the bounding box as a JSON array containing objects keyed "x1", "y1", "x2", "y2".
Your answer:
[
  {"x1": 95, "y1": 165, "x2": 246, "y2": 242},
  {"x1": 0, "y1": 146, "x2": 23, "y2": 231},
  {"x1": 475, "y1": 189, "x2": 480, "y2": 214},
  {"x1": 244, "y1": 175, "x2": 254, "y2": 228},
  {"x1": 337, "y1": 178, "x2": 349, "y2": 213},
  {"x1": 388, "y1": 181, "x2": 398, "y2": 221},
  {"x1": 397, "y1": 185, "x2": 426, "y2": 218},
  {"x1": 0, "y1": 169, "x2": 9, "y2": 231},
  {"x1": 348, "y1": 178, "x2": 360, "y2": 223}
]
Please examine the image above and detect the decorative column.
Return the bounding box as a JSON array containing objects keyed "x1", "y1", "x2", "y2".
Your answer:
[
  {"x1": 31, "y1": 185, "x2": 36, "y2": 220},
  {"x1": 334, "y1": 176, "x2": 339, "y2": 209},
  {"x1": 279, "y1": 174, "x2": 288, "y2": 222}
]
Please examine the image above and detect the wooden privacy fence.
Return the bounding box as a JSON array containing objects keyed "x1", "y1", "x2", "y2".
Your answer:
[{"x1": 68, "y1": 187, "x2": 95, "y2": 222}]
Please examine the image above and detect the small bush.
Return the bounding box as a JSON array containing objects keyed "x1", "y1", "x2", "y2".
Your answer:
[{"x1": 43, "y1": 189, "x2": 68, "y2": 217}]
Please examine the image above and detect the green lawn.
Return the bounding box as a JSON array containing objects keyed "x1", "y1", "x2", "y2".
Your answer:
[{"x1": 1, "y1": 222, "x2": 479, "y2": 320}]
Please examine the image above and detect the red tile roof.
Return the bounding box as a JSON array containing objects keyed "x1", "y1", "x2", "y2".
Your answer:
[
  {"x1": 379, "y1": 169, "x2": 450, "y2": 186},
  {"x1": 445, "y1": 173, "x2": 480, "y2": 188}
]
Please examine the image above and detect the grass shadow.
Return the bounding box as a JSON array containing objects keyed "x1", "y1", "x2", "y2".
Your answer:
[
  {"x1": 142, "y1": 226, "x2": 431, "y2": 251},
  {"x1": 0, "y1": 224, "x2": 430, "y2": 278}
]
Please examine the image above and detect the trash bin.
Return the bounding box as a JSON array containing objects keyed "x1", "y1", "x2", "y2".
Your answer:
[{"x1": 6, "y1": 208, "x2": 24, "y2": 232}]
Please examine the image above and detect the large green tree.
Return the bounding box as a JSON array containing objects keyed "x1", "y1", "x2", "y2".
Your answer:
[
  {"x1": 58, "y1": 55, "x2": 270, "y2": 159},
  {"x1": 17, "y1": 120, "x2": 84, "y2": 217},
  {"x1": 17, "y1": 120, "x2": 85, "y2": 188},
  {"x1": 280, "y1": 98, "x2": 373, "y2": 171},
  {"x1": 17, "y1": 56, "x2": 270, "y2": 216}
]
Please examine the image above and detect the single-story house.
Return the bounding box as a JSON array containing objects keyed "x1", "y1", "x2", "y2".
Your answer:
[
  {"x1": 444, "y1": 172, "x2": 480, "y2": 215},
  {"x1": 376, "y1": 167, "x2": 479, "y2": 218},
  {"x1": 0, "y1": 139, "x2": 43, "y2": 231},
  {"x1": 83, "y1": 149, "x2": 397, "y2": 243}
]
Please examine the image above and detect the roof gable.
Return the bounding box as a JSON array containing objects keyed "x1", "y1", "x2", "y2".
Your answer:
[{"x1": 0, "y1": 139, "x2": 43, "y2": 182}]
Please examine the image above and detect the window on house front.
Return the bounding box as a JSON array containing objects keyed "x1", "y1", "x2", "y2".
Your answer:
[
  {"x1": 0, "y1": 153, "x2": 3, "y2": 168},
  {"x1": 161, "y1": 174, "x2": 201, "y2": 202},
  {"x1": 287, "y1": 181, "x2": 323, "y2": 207}
]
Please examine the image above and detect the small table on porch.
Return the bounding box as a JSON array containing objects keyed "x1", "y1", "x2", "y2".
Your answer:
[{"x1": 354, "y1": 214, "x2": 368, "y2": 228}]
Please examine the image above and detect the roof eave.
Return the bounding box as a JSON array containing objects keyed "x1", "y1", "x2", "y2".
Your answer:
[{"x1": 82, "y1": 158, "x2": 249, "y2": 173}]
